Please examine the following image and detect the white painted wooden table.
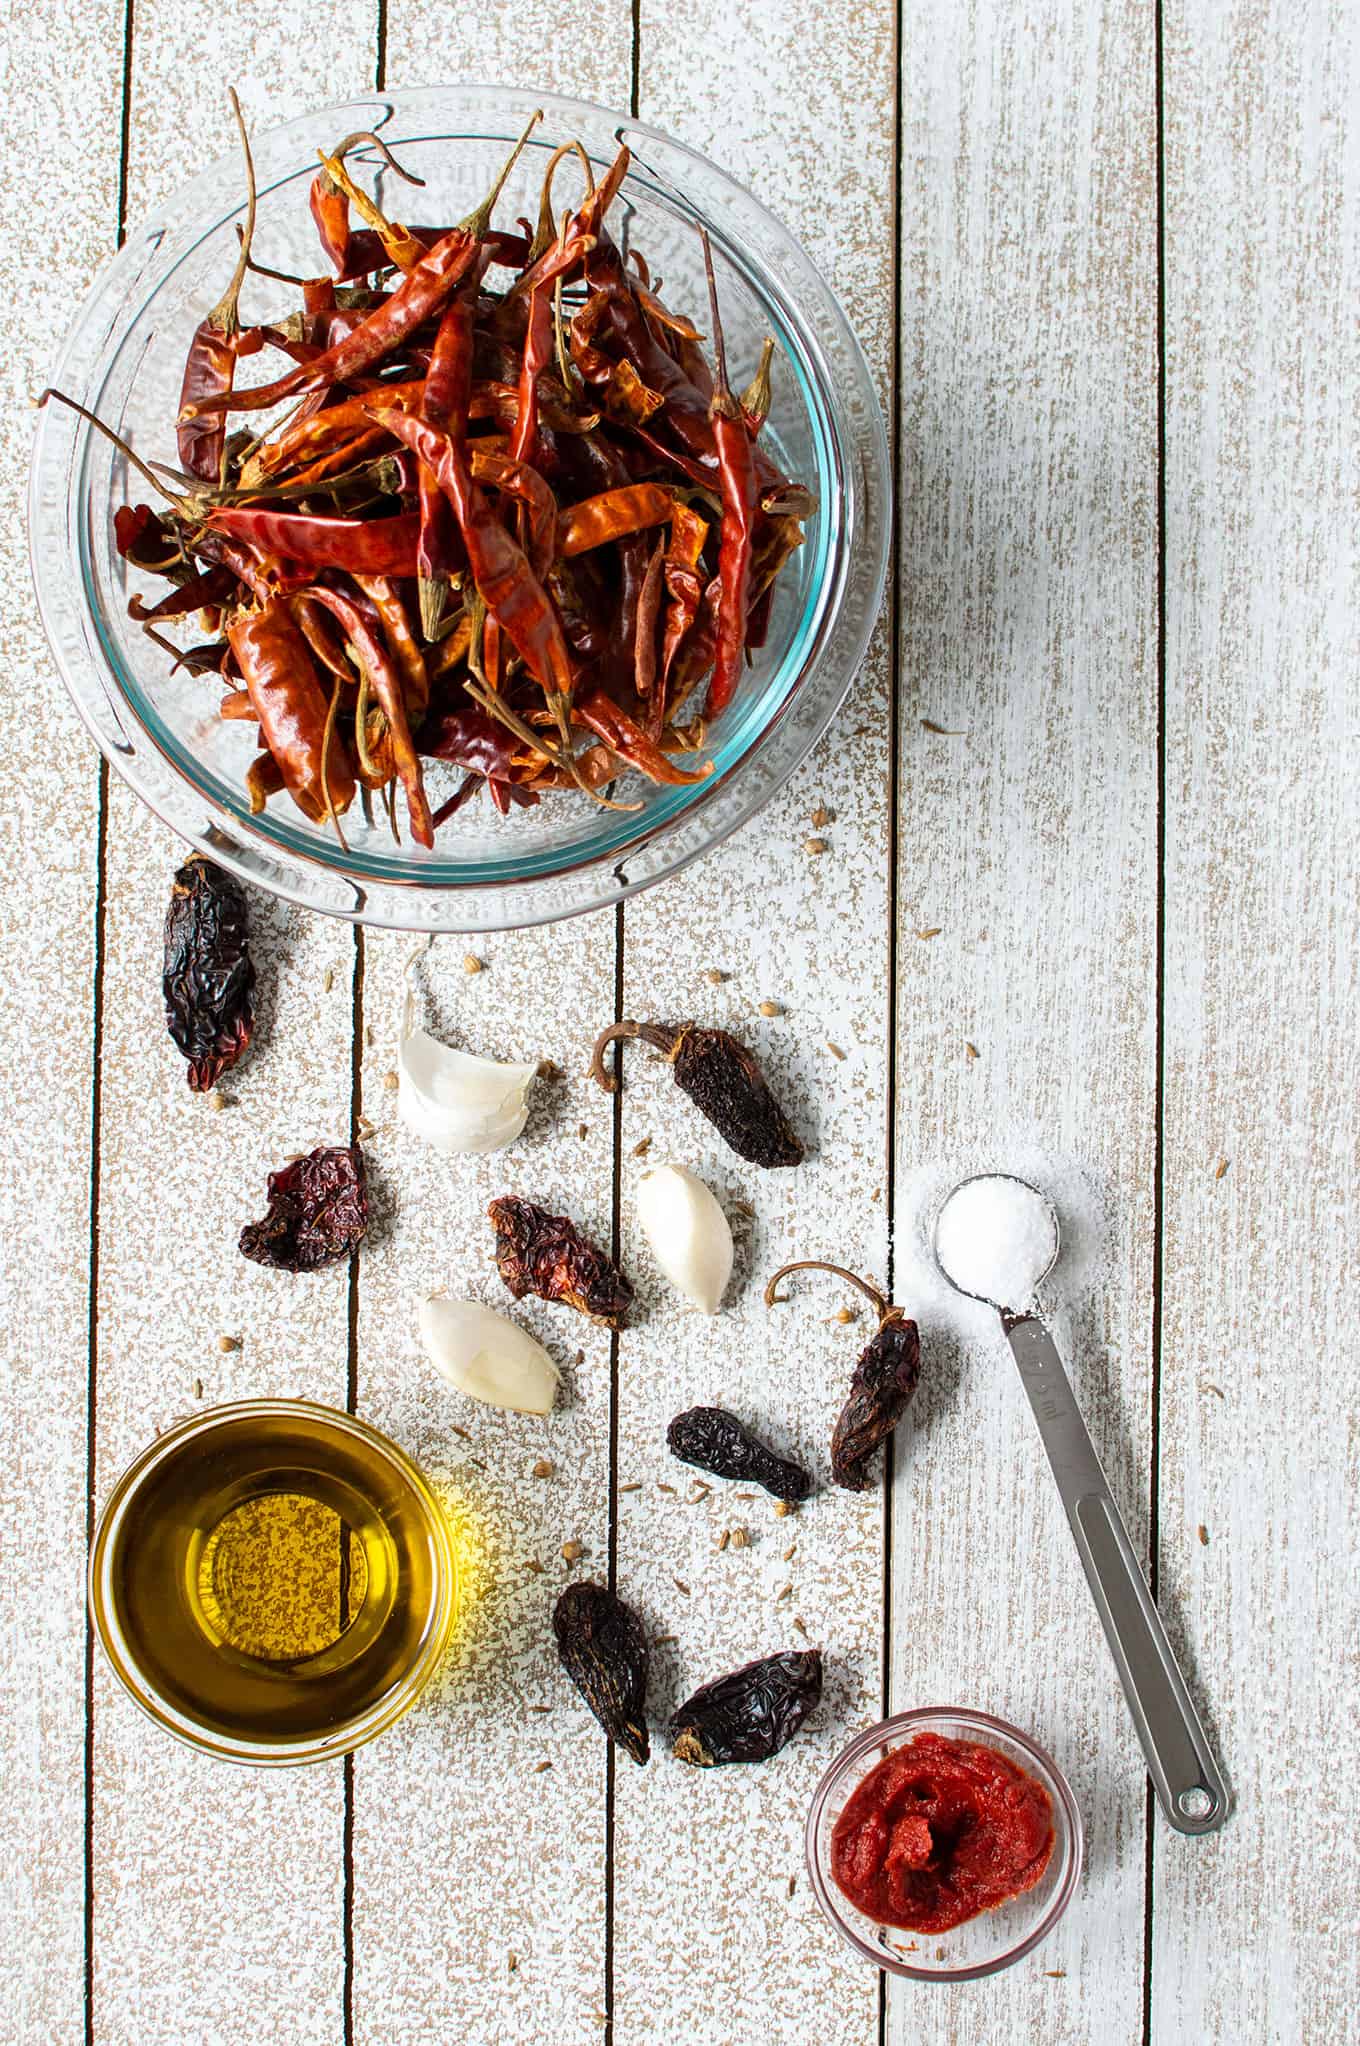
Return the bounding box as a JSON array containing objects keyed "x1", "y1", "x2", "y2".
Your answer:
[{"x1": 2, "y1": 1, "x2": 1356, "y2": 2041}]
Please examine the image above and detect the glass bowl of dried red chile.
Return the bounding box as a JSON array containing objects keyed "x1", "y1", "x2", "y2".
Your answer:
[
  {"x1": 30, "y1": 83, "x2": 889, "y2": 933},
  {"x1": 805, "y1": 1707, "x2": 1083, "y2": 1982}
]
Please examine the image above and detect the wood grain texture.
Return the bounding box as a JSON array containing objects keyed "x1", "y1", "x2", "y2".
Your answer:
[
  {"x1": 0, "y1": 6, "x2": 123, "y2": 2038},
  {"x1": 890, "y1": 0, "x2": 1158, "y2": 2038},
  {"x1": 614, "y1": 7, "x2": 895, "y2": 2039},
  {"x1": 1154, "y1": 2, "x2": 1360, "y2": 2038},
  {"x1": 352, "y1": 13, "x2": 634, "y2": 2044},
  {"x1": 86, "y1": 14, "x2": 377, "y2": 2043}
]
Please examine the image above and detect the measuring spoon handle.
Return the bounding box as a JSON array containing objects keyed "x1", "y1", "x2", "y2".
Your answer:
[{"x1": 1004, "y1": 1314, "x2": 1229, "y2": 1834}]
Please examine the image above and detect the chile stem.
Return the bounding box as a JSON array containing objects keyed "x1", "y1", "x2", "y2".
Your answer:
[{"x1": 762, "y1": 1260, "x2": 895, "y2": 1328}]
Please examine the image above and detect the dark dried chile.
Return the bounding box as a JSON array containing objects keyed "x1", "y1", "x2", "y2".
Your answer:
[
  {"x1": 239, "y1": 1143, "x2": 369, "y2": 1272},
  {"x1": 553, "y1": 1580, "x2": 649, "y2": 1765},
  {"x1": 667, "y1": 1406, "x2": 813, "y2": 1504},
  {"x1": 163, "y1": 855, "x2": 255, "y2": 1091},
  {"x1": 488, "y1": 1195, "x2": 633, "y2": 1326},
  {"x1": 670, "y1": 1649, "x2": 822, "y2": 1767},
  {"x1": 588, "y1": 1020, "x2": 804, "y2": 1169},
  {"x1": 765, "y1": 1261, "x2": 921, "y2": 1492}
]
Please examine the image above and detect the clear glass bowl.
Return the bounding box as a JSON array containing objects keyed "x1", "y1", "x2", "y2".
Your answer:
[
  {"x1": 89, "y1": 1400, "x2": 458, "y2": 1764},
  {"x1": 805, "y1": 1707, "x2": 1083, "y2": 1982},
  {"x1": 30, "y1": 84, "x2": 890, "y2": 931}
]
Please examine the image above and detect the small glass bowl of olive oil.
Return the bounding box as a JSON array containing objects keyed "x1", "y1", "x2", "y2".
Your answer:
[{"x1": 89, "y1": 1401, "x2": 458, "y2": 1763}]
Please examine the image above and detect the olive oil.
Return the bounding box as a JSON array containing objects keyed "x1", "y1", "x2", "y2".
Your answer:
[{"x1": 90, "y1": 1403, "x2": 456, "y2": 1760}]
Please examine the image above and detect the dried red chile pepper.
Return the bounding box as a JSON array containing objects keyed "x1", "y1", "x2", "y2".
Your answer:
[
  {"x1": 670, "y1": 1650, "x2": 822, "y2": 1767},
  {"x1": 487, "y1": 1196, "x2": 632, "y2": 1326},
  {"x1": 163, "y1": 855, "x2": 255, "y2": 1091},
  {"x1": 667, "y1": 1406, "x2": 813, "y2": 1504},
  {"x1": 588, "y1": 1020, "x2": 804, "y2": 1169},
  {"x1": 553, "y1": 1580, "x2": 649, "y2": 1765},
  {"x1": 764, "y1": 1262, "x2": 921, "y2": 1492},
  {"x1": 239, "y1": 1143, "x2": 369, "y2": 1272}
]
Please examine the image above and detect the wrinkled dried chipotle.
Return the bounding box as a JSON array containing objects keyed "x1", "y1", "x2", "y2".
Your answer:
[
  {"x1": 488, "y1": 1195, "x2": 632, "y2": 1326},
  {"x1": 765, "y1": 1261, "x2": 921, "y2": 1491},
  {"x1": 588, "y1": 1019, "x2": 803, "y2": 1169},
  {"x1": 671, "y1": 1649, "x2": 822, "y2": 1767},
  {"x1": 553, "y1": 1580, "x2": 649, "y2": 1765},
  {"x1": 667, "y1": 1406, "x2": 813, "y2": 1503},
  {"x1": 239, "y1": 1143, "x2": 369, "y2": 1271},
  {"x1": 163, "y1": 855, "x2": 255, "y2": 1091}
]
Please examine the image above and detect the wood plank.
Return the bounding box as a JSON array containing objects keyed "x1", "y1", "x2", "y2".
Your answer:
[
  {"x1": 889, "y1": 0, "x2": 1158, "y2": 2036},
  {"x1": 89, "y1": 27, "x2": 376, "y2": 2046},
  {"x1": 1153, "y1": 3, "x2": 1360, "y2": 2038},
  {"x1": 351, "y1": 17, "x2": 634, "y2": 2044},
  {"x1": 614, "y1": 7, "x2": 896, "y2": 2039},
  {"x1": 0, "y1": 8, "x2": 124, "y2": 2039}
]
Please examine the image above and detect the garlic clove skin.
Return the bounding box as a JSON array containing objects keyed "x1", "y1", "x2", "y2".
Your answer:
[
  {"x1": 398, "y1": 1016, "x2": 538, "y2": 1156},
  {"x1": 636, "y1": 1163, "x2": 734, "y2": 1314},
  {"x1": 418, "y1": 1296, "x2": 559, "y2": 1415}
]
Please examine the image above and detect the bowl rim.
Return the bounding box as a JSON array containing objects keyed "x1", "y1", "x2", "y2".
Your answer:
[
  {"x1": 30, "y1": 82, "x2": 892, "y2": 932},
  {"x1": 87, "y1": 1397, "x2": 458, "y2": 1765},
  {"x1": 804, "y1": 1705, "x2": 1085, "y2": 1982}
]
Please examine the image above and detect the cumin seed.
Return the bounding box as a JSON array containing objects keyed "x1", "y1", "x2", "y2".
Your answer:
[
  {"x1": 632, "y1": 1136, "x2": 652, "y2": 1158},
  {"x1": 965, "y1": 1041, "x2": 980, "y2": 1060},
  {"x1": 921, "y1": 719, "x2": 965, "y2": 734},
  {"x1": 619, "y1": 1481, "x2": 642, "y2": 1494},
  {"x1": 717, "y1": 1530, "x2": 731, "y2": 1551},
  {"x1": 533, "y1": 1759, "x2": 552, "y2": 1774},
  {"x1": 450, "y1": 1423, "x2": 472, "y2": 1439},
  {"x1": 322, "y1": 967, "x2": 334, "y2": 993},
  {"x1": 1198, "y1": 1524, "x2": 1210, "y2": 1545},
  {"x1": 1215, "y1": 1157, "x2": 1230, "y2": 1179},
  {"x1": 827, "y1": 1041, "x2": 847, "y2": 1060},
  {"x1": 674, "y1": 1577, "x2": 691, "y2": 1595},
  {"x1": 792, "y1": 1617, "x2": 808, "y2": 1637},
  {"x1": 916, "y1": 927, "x2": 942, "y2": 941}
]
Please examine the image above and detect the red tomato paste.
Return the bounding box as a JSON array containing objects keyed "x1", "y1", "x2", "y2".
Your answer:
[{"x1": 830, "y1": 1731, "x2": 1055, "y2": 1933}]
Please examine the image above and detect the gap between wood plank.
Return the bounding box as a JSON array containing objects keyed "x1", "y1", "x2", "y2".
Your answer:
[
  {"x1": 1143, "y1": 0, "x2": 1169, "y2": 2038},
  {"x1": 87, "y1": 0, "x2": 136, "y2": 2013},
  {"x1": 878, "y1": 3, "x2": 906, "y2": 2037}
]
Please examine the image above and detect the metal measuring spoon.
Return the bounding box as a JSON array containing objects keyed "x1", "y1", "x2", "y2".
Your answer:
[{"x1": 933, "y1": 1172, "x2": 1229, "y2": 1835}]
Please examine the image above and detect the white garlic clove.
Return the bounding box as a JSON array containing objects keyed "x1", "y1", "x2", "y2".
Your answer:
[
  {"x1": 398, "y1": 991, "x2": 538, "y2": 1156},
  {"x1": 418, "y1": 1297, "x2": 560, "y2": 1415},
  {"x1": 636, "y1": 1163, "x2": 734, "y2": 1314}
]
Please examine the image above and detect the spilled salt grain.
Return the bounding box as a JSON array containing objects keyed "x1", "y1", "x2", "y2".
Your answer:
[{"x1": 934, "y1": 1174, "x2": 1058, "y2": 1310}]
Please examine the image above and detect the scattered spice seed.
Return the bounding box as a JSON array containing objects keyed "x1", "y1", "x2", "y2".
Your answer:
[
  {"x1": 619, "y1": 1481, "x2": 642, "y2": 1494},
  {"x1": 729, "y1": 1527, "x2": 749, "y2": 1549},
  {"x1": 674, "y1": 1577, "x2": 691, "y2": 1596},
  {"x1": 776, "y1": 1583, "x2": 793, "y2": 1602},
  {"x1": 561, "y1": 1541, "x2": 584, "y2": 1563},
  {"x1": 632, "y1": 1136, "x2": 652, "y2": 1158},
  {"x1": 508, "y1": 1953, "x2": 518, "y2": 1972},
  {"x1": 704, "y1": 967, "x2": 726, "y2": 985},
  {"x1": 464, "y1": 953, "x2": 483, "y2": 975},
  {"x1": 577, "y1": 1121, "x2": 588, "y2": 1139},
  {"x1": 533, "y1": 1760, "x2": 552, "y2": 1774},
  {"x1": 717, "y1": 1530, "x2": 731, "y2": 1552},
  {"x1": 774, "y1": 1500, "x2": 794, "y2": 1518},
  {"x1": 217, "y1": 1334, "x2": 241, "y2": 1353},
  {"x1": 321, "y1": 967, "x2": 334, "y2": 993},
  {"x1": 468, "y1": 1457, "x2": 487, "y2": 1471},
  {"x1": 528, "y1": 1703, "x2": 551, "y2": 1713},
  {"x1": 525, "y1": 1558, "x2": 544, "y2": 1574},
  {"x1": 382, "y1": 1070, "x2": 399, "y2": 1091},
  {"x1": 537, "y1": 1058, "x2": 562, "y2": 1081},
  {"x1": 1215, "y1": 1157, "x2": 1230, "y2": 1179},
  {"x1": 965, "y1": 1041, "x2": 980, "y2": 1060},
  {"x1": 355, "y1": 1116, "x2": 375, "y2": 1140},
  {"x1": 1198, "y1": 1524, "x2": 1210, "y2": 1546},
  {"x1": 787, "y1": 1873, "x2": 798, "y2": 1897},
  {"x1": 804, "y1": 836, "x2": 827, "y2": 855},
  {"x1": 758, "y1": 1000, "x2": 782, "y2": 1018},
  {"x1": 532, "y1": 1459, "x2": 554, "y2": 1479},
  {"x1": 658, "y1": 1482, "x2": 677, "y2": 1495},
  {"x1": 1045, "y1": 1970, "x2": 1067, "y2": 1978},
  {"x1": 449, "y1": 1423, "x2": 472, "y2": 1440},
  {"x1": 836, "y1": 1306, "x2": 857, "y2": 1324},
  {"x1": 810, "y1": 804, "x2": 831, "y2": 828},
  {"x1": 782, "y1": 1543, "x2": 797, "y2": 1561},
  {"x1": 193, "y1": 1378, "x2": 203, "y2": 1399},
  {"x1": 1202, "y1": 1382, "x2": 1226, "y2": 1400},
  {"x1": 792, "y1": 1617, "x2": 809, "y2": 1637},
  {"x1": 654, "y1": 1635, "x2": 677, "y2": 1646},
  {"x1": 209, "y1": 1089, "x2": 228, "y2": 1112},
  {"x1": 921, "y1": 719, "x2": 966, "y2": 735},
  {"x1": 827, "y1": 1041, "x2": 847, "y2": 1060},
  {"x1": 915, "y1": 927, "x2": 942, "y2": 941},
  {"x1": 734, "y1": 1490, "x2": 758, "y2": 1500}
]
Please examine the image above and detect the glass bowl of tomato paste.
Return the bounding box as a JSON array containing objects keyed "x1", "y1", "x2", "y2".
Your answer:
[
  {"x1": 29, "y1": 83, "x2": 889, "y2": 932},
  {"x1": 805, "y1": 1707, "x2": 1083, "y2": 1982}
]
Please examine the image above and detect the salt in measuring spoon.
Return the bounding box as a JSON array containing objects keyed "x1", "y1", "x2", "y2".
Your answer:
[{"x1": 933, "y1": 1172, "x2": 1229, "y2": 1835}]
